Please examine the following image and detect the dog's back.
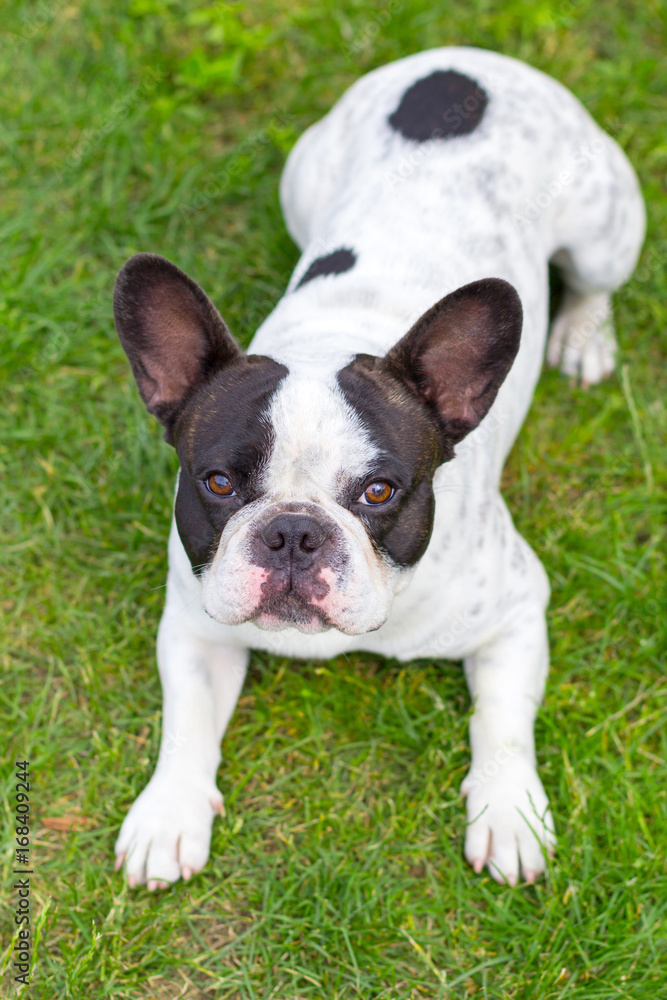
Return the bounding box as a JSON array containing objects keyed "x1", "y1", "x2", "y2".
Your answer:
[{"x1": 253, "y1": 47, "x2": 643, "y2": 468}]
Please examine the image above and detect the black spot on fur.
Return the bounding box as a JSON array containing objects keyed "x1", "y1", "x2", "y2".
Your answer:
[
  {"x1": 388, "y1": 70, "x2": 488, "y2": 142},
  {"x1": 337, "y1": 356, "x2": 443, "y2": 568},
  {"x1": 297, "y1": 248, "x2": 356, "y2": 288},
  {"x1": 173, "y1": 355, "x2": 288, "y2": 573},
  {"x1": 336, "y1": 280, "x2": 521, "y2": 567}
]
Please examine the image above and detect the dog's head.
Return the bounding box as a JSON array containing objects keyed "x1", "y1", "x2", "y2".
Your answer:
[{"x1": 114, "y1": 254, "x2": 521, "y2": 635}]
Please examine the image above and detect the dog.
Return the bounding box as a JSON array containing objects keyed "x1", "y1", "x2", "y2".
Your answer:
[{"x1": 112, "y1": 47, "x2": 645, "y2": 889}]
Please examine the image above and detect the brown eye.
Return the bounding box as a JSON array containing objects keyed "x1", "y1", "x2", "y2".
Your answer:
[
  {"x1": 205, "y1": 473, "x2": 235, "y2": 497},
  {"x1": 359, "y1": 481, "x2": 394, "y2": 505}
]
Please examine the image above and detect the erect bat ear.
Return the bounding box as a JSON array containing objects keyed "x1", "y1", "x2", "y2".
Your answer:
[
  {"x1": 381, "y1": 277, "x2": 522, "y2": 445},
  {"x1": 113, "y1": 253, "x2": 241, "y2": 440}
]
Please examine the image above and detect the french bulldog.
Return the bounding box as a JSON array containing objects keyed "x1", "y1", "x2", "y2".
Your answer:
[{"x1": 112, "y1": 47, "x2": 645, "y2": 889}]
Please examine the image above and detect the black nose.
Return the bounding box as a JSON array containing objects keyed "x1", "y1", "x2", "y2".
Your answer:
[{"x1": 260, "y1": 514, "x2": 328, "y2": 559}]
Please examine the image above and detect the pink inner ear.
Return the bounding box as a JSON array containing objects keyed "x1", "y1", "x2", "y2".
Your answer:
[
  {"x1": 385, "y1": 279, "x2": 522, "y2": 444},
  {"x1": 114, "y1": 252, "x2": 242, "y2": 431},
  {"x1": 419, "y1": 309, "x2": 492, "y2": 427},
  {"x1": 423, "y1": 375, "x2": 480, "y2": 428},
  {"x1": 142, "y1": 283, "x2": 211, "y2": 408}
]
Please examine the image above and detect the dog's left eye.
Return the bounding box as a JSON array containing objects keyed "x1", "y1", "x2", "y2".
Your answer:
[
  {"x1": 205, "y1": 473, "x2": 236, "y2": 497},
  {"x1": 358, "y1": 481, "x2": 395, "y2": 505}
]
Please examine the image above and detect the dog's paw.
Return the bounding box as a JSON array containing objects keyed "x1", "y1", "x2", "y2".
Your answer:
[
  {"x1": 461, "y1": 758, "x2": 556, "y2": 885},
  {"x1": 547, "y1": 292, "x2": 616, "y2": 386},
  {"x1": 114, "y1": 772, "x2": 223, "y2": 890}
]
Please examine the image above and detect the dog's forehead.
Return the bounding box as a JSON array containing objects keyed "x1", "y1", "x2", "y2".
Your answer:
[{"x1": 261, "y1": 362, "x2": 379, "y2": 499}]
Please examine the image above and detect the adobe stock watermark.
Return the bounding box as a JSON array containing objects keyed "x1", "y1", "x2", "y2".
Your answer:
[
  {"x1": 384, "y1": 132, "x2": 440, "y2": 193},
  {"x1": 454, "y1": 405, "x2": 510, "y2": 462},
  {"x1": 628, "y1": 242, "x2": 667, "y2": 286},
  {"x1": 12, "y1": 759, "x2": 33, "y2": 987},
  {"x1": 8, "y1": 0, "x2": 69, "y2": 52},
  {"x1": 83, "y1": 421, "x2": 154, "y2": 500},
  {"x1": 55, "y1": 67, "x2": 163, "y2": 179},
  {"x1": 512, "y1": 136, "x2": 609, "y2": 230},
  {"x1": 14, "y1": 282, "x2": 119, "y2": 385},
  {"x1": 15, "y1": 324, "x2": 72, "y2": 384},
  {"x1": 348, "y1": 0, "x2": 402, "y2": 55},
  {"x1": 179, "y1": 108, "x2": 294, "y2": 218},
  {"x1": 464, "y1": 743, "x2": 519, "y2": 794},
  {"x1": 548, "y1": 0, "x2": 586, "y2": 27},
  {"x1": 160, "y1": 728, "x2": 190, "y2": 758},
  {"x1": 512, "y1": 102, "x2": 641, "y2": 234},
  {"x1": 430, "y1": 404, "x2": 511, "y2": 491},
  {"x1": 428, "y1": 608, "x2": 480, "y2": 658}
]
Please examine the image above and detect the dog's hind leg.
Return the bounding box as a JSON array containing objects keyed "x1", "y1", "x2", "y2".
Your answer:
[
  {"x1": 546, "y1": 130, "x2": 645, "y2": 385},
  {"x1": 546, "y1": 286, "x2": 617, "y2": 386}
]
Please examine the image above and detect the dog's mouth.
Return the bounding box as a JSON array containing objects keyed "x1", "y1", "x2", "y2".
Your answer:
[
  {"x1": 200, "y1": 509, "x2": 399, "y2": 637},
  {"x1": 252, "y1": 590, "x2": 333, "y2": 634}
]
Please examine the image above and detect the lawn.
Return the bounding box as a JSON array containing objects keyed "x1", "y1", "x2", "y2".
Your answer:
[{"x1": 1, "y1": 1, "x2": 665, "y2": 997}]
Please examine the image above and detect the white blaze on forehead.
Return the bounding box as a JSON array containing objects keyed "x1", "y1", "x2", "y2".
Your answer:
[{"x1": 261, "y1": 362, "x2": 379, "y2": 501}]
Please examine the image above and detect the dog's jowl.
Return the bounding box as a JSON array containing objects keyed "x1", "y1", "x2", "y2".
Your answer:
[{"x1": 113, "y1": 48, "x2": 645, "y2": 889}]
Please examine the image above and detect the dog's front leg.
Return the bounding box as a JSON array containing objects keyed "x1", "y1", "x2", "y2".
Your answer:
[
  {"x1": 115, "y1": 609, "x2": 248, "y2": 890},
  {"x1": 461, "y1": 600, "x2": 556, "y2": 885}
]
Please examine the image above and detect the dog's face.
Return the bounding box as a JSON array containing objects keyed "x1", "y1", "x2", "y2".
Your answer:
[{"x1": 114, "y1": 254, "x2": 521, "y2": 635}]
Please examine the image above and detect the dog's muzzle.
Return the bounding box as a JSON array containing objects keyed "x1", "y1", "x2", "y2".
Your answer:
[{"x1": 249, "y1": 510, "x2": 338, "y2": 630}]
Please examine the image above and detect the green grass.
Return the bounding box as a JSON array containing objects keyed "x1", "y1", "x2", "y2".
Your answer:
[{"x1": 1, "y1": 1, "x2": 665, "y2": 997}]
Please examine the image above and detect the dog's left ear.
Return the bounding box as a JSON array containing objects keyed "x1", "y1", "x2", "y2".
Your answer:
[
  {"x1": 113, "y1": 253, "x2": 241, "y2": 440},
  {"x1": 381, "y1": 278, "x2": 522, "y2": 445}
]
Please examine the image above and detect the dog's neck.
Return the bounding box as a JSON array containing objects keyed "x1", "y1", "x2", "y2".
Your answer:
[{"x1": 249, "y1": 275, "x2": 431, "y2": 366}]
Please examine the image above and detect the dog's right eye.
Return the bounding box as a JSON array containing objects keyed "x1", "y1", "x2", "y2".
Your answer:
[
  {"x1": 358, "y1": 481, "x2": 395, "y2": 505},
  {"x1": 205, "y1": 473, "x2": 236, "y2": 497}
]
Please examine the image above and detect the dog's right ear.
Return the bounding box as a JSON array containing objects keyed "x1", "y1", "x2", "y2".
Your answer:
[{"x1": 113, "y1": 253, "x2": 241, "y2": 440}]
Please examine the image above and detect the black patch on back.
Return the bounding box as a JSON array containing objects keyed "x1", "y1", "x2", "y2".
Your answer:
[
  {"x1": 337, "y1": 356, "x2": 445, "y2": 568},
  {"x1": 296, "y1": 248, "x2": 356, "y2": 288},
  {"x1": 173, "y1": 355, "x2": 288, "y2": 573},
  {"x1": 388, "y1": 70, "x2": 488, "y2": 142}
]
